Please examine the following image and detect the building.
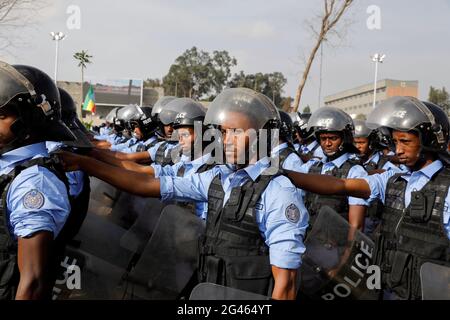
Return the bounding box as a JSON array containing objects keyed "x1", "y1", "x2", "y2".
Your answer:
[
  {"x1": 324, "y1": 79, "x2": 418, "y2": 117},
  {"x1": 57, "y1": 80, "x2": 164, "y2": 123}
]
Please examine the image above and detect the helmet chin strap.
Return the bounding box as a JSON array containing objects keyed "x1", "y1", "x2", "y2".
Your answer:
[{"x1": 325, "y1": 142, "x2": 346, "y2": 161}]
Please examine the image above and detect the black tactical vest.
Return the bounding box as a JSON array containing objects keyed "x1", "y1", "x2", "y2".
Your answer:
[
  {"x1": 0, "y1": 156, "x2": 69, "y2": 300},
  {"x1": 198, "y1": 170, "x2": 279, "y2": 296},
  {"x1": 154, "y1": 141, "x2": 180, "y2": 166},
  {"x1": 175, "y1": 162, "x2": 216, "y2": 212},
  {"x1": 298, "y1": 142, "x2": 321, "y2": 163},
  {"x1": 276, "y1": 146, "x2": 299, "y2": 169},
  {"x1": 364, "y1": 154, "x2": 391, "y2": 221},
  {"x1": 135, "y1": 138, "x2": 159, "y2": 152},
  {"x1": 373, "y1": 167, "x2": 450, "y2": 299},
  {"x1": 304, "y1": 158, "x2": 360, "y2": 225}
]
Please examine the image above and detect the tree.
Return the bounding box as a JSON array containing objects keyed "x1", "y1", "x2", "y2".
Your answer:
[
  {"x1": 227, "y1": 71, "x2": 287, "y2": 107},
  {"x1": 0, "y1": 0, "x2": 46, "y2": 53},
  {"x1": 303, "y1": 105, "x2": 311, "y2": 113},
  {"x1": 144, "y1": 78, "x2": 162, "y2": 88},
  {"x1": 73, "y1": 50, "x2": 93, "y2": 117},
  {"x1": 162, "y1": 47, "x2": 236, "y2": 100},
  {"x1": 355, "y1": 113, "x2": 366, "y2": 120},
  {"x1": 428, "y1": 86, "x2": 450, "y2": 113},
  {"x1": 293, "y1": 0, "x2": 354, "y2": 111}
]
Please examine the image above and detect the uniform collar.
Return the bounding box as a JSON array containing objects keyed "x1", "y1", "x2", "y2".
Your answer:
[
  {"x1": 271, "y1": 142, "x2": 288, "y2": 156},
  {"x1": 189, "y1": 153, "x2": 212, "y2": 166},
  {"x1": 365, "y1": 151, "x2": 381, "y2": 166},
  {"x1": 399, "y1": 160, "x2": 444, "y2": 181},
  {"x1": 0, "y1": 142, "x2": 49, "y2": 171},
  {"x1": 145, "y1": 135, "x2": 157, "y2": 145},
  {"x1": 242, "y1": 157, "x2": 271, "y2": 182},
  {"x1": 322, "y1": 152, "x2": 350, "y2": 168},
  {"x1": 307, "y1": 140, "x2": 318, "y2": 150}
]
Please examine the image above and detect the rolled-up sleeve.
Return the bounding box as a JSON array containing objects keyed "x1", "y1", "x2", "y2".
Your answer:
[
  {"x1": 259, "y1": 176, "x2": 308, "y2": 269},
  {"x1": 347, "y1": 165, "x2": 370, "y2": 206},
  {"x1": 7, "y1": 166, "x2": 71, "y2": 239},
  {"x1": 159, "y1": 169, "x2": 216, "y2": 203},
  {"x1": 362, "y1": 170, "x2": 396, "y2": 205}
]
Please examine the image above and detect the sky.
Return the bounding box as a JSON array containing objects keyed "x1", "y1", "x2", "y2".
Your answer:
[{"x1": 1, "y1": 0, "x2": 449, "y2": 111}]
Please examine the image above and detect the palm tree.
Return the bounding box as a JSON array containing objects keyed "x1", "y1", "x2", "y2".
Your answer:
[{"x1": 73, "y1": 50, "x2": 93, "y2": 116}]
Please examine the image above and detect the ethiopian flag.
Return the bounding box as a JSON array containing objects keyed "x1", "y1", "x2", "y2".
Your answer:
[{"x1": 82, "y1": 85, "x2": 96, "y2": 113}]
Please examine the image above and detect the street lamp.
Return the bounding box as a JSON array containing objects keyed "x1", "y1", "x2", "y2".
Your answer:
[
  {"x1": 371, "y1": 53, "x2": 385, "y2": 109},
  {"x1": 50, "y1": 31, "x2": 66, "y2": 84}
]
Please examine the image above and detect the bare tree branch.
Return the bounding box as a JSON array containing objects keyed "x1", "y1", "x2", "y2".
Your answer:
[{"x1": 292, "y1": 0, "x2": 354, "y2": 112}]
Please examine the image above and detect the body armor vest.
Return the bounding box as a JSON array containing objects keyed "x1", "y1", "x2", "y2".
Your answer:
[
  {"x1": 154, "y1": 141, "x2": 179, "y2": 166},
  {"x1": 299, "y1": 141, "x2": 320, "y2": 163},
  {"x1": 175, "y1": 162, "x2": 216, "y2": 212},
  {"x1": 198, "y1": 170, "x2": 279, "y2": 296},
  {"x1": 304, "y1": 159, "x2": 359, "y2": 226},
  {"x1": 277, "y1": 146, "x2": 299, "y2": 168},
  {"x1": 0, "y1": 156, "x2": 69, "y2": 300},
  {"x1": 135, "y1": 138, "x2": 159, "y2": 153},
  {"x1": 373, "y1": 167, "x2": 450, "y2": 300}
]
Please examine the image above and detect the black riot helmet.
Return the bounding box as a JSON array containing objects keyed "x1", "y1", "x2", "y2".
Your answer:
[
  {"x1": 308, "y1": 106, "x2": 359, "y2": 156},
  {"x1": 290, "y1": 112, "x2": 314, "y2": 144},
  {"x1": 353, "y1": 118, "x2": 389, "y2": 152},
  {"x1": 58, "y1": 87, "x2": 93, "y2": 149},
  {"x1": 133, "y1": 106, "x2": 158, "y2": 138},
  {"x1": 204, "y1": 88, "x2": 281, "y2": 165},
  {"x1": 366, "y1": 96, "x2": 449, "y2": 159},
  {"x1": 172, "y1": 98, "x2": 206, "y2": 129},
  {"x1": 278, "y1": 110, "x2": 294, "y2": 144},
  {"x1": 0, "y1": 61, "x2": 76, "y2": 154},
  {"x1": 151, "y1": 96, "x2": 177, "y2": 138}
]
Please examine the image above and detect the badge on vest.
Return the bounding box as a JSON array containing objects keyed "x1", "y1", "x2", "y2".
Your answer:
[
  {"x1": 285, "y1": 203, "x2": 300, "y2": 223},
  {"x1": 23, "y1": 189, "x2": 45, "y2": 210}
]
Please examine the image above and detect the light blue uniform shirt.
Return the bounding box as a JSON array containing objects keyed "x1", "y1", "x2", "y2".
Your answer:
[
  {"x1": 300, "y1": 140, "x2": 325, "y2": 160},
  {"x1": 160, "y1": 157, "x2": 309, "y2": 269},
  {"x1": 1, "y1": 143, "x2": 71, "y2": 239},
  {"x1": 272, "y1": 142, "x2": 304, "y2": 170},
  {"x1": 99, "y1": 126, "x2": 112, "y2": 136},
  {"x1": 300, "y1": 152, "x2": 369, "y2": 206},
  {"x1": 154, "y1": 153, "x2": 212, "y2": 219},
  {"x1": 45, "y1": 141, "x2": 85, "y2": 198},
  {"x1": 363, "y1": 160, "x2": 450, "y2": 239},
  {"x1": 121, "y1": 135, "x2": 158, "y2": 154},
  {"x1": 363, "y1": 151, "x2": 406, "y2": 173},
  {"x1": 110, "y1": 137, "x2": 138, "y2": 152},
  {"x1": 148, "y1": 141, "x2": 179, "y2": 162}
]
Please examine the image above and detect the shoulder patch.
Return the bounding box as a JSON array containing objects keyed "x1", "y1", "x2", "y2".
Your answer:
[
  {"x1": 23, "y1": 189, "x2": 45, "y2": 210},
  {"x1": 285, "y1": 203, "x2": 300, "y2": 223}
]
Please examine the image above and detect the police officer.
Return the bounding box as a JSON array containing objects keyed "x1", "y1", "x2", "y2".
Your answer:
[
  {"x1": 352, "y1": 119, "x2": 406, "y2": 237},
  {"x1": 290, "y1": 112, "x2": 325, "y2": 162},
  {"x1": 109, "y1": 105, "x2": 143, "y2": 152},
  {"x1": 121, "y1": 106, "x2": 159, "y2": 154},
  {"x1": 299, "y1": 107, "x2": 368, "y2": 230},
  {"x1": 0, "y1": 61, "x2": 74, "y2": 299},
  {"x1": 59, "y1": 88, "x2": 309, "y2": 300},
  {"x1": 353, "y1": 119, "x2": 402, "y2": 174},
  {"x1": 46, "y1": 88, "x2": 92, "y2": 244},
  {"x1": 284, "y1": 96, "x2": 450, "y2": 300},
  {"x1": 94, "y1": 107, "x2": 118, "y2": 140},
  {"x1": 92, "y1": 96, "x2": 179, "y2": 165},
  {"x1": 271, "y1": 110, "x2": 304, "y2": 170}
]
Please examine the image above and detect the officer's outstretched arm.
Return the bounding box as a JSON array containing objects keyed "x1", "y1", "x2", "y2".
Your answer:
[
  {"x1": 285, "y1": 170, "x2": 371, "y2": 199},
  {"x1": 271, "y1": 266, "x2": 297, "y2": 300},
  {"x1": 58, "y1": 151, "x2": 161, "y2": 197},
  {"x1": 16, "y1": 231, "x2": 53, "y2": 300},
  {"x1": 89, "y1": 149, "x2": 155, "y2": 175}
]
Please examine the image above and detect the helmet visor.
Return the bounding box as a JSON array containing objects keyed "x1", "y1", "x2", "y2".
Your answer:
[{"x1": 0, "y1": 61, "x2": 35, "y2": 108}]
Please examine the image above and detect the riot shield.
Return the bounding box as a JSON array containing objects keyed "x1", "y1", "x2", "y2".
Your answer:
[
  {"x1": 125, "y1": 205, "x2": 205, "y2": 299},
  {"x1": 420, "y1": 262, "x2": 450, "y2": 300},
  {"x1": 119, "y1": 198, "x2": 166, "y2": 254},
  {"x1": 298, "y1": 206, "x2": 379, "y2": 300},
  {"x1": 190, "y1": 283, "x2": 270, "y2": 300},
  {"x1": 89, "y1": 177, "x2": 121, "y2": 208}
]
